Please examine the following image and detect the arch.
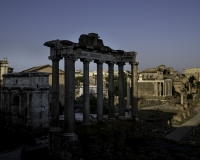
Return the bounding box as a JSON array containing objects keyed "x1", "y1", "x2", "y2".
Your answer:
[{"x1": 12, "y1": 95, "x2": 19, "y2": 105}]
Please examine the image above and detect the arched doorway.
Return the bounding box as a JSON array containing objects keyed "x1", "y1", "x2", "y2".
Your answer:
[{"x1": 11, "y1": 95, "x2": 19, "y2": 124}]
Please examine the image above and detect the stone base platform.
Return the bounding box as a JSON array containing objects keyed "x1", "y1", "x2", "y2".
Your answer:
[{"x1": 49, "y1": 132, "x2": 79, "y2": 160}]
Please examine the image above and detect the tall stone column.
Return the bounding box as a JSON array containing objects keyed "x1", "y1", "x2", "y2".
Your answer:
[
  {"x1": 107, "y1": 62, "x2": 115, "y2": 118},
  {"x1": 159, "y1": 82, "x2": 162, "y2": 96},
  {"x1": 117, "y1": 62, "x2": 125, "y2": 117},
  {"x1": 81, "y1": 59, "x2": 90, "y2": 124},
  {"x1": 64, "y1": 55, "x2": 76, "y2": 134},
  {"x1": 126, "y1": 77, "x2": 130, "y2": 109},
  {"x1": 49, "y1": 56, "x2": 62, "y2": 131},
  {"x1": 130, "y1": 62, "x2": 139, "y2": 118},
  {"x1": 95, "y1": 60, "x2": 104, "y2": 121},
  {"x1": 168, "y1": 82, "x2": 171, "y2": 96}
]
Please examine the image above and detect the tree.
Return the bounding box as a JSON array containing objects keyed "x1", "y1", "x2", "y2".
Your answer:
[
  {"x1": 104, "y1": 75, "x2": 128, "y2": 97},
  {"x1": 75, "y1": 76, "x2": 83, "y2": 86}
]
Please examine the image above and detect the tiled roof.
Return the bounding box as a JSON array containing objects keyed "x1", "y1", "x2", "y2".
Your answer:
[
  {"x1": 141, "y1": 68, "x2": 158, "y2": 73},
  {"x1": 21, "y1": 64, "x2": 64, "y2": 73}
]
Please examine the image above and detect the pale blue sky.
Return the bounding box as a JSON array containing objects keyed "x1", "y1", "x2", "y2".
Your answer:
[{"x1": 1, "y1": 0, "x2": 200, "y2": 73}]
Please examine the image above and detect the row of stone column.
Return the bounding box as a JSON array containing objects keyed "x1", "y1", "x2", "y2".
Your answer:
[
  {"x1": 50, "y1": 53, "x2": 138, "y2": 134},
  {"x1": 154, "y1": 81, "x2": 172, "y2": 96}
]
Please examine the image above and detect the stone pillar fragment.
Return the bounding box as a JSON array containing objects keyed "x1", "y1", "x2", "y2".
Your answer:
[
  {"x1": 130, "y1": 62, "x2": 139, "y2": 118},
  {"x1": 95, "y1": 60, "x2": 104, "y2": 121},
  {"x1": 49, "y1": 56, "x2": 62, "y2": 131},
  {"x1": 81, "y1": 59, "x2": 90, "y2": 124},
  {"x1": 107, "y1": 62, "x2": 115, "y2": 118},
  {"x1": 64, "y1": 55, "x2": 76, "y2": 134},
  {"x1": 117, "y1": 62, "x2": 125, "y2": 117},
  {"x1": 126, "y1": 77, "x2": 130, "y2": 109}
]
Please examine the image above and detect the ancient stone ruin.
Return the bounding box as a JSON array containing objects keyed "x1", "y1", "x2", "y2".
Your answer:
[
  {"x1": 44, "y1": 33, "x2": 139, "y2": 159},
  {"x1": 0, "y1": 72, "x2": 50, "y2": 128}
]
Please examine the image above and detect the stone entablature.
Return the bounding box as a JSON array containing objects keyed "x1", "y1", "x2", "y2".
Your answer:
[{"x1": 0, "y1": 72, "x2": 50, "y2": 128}]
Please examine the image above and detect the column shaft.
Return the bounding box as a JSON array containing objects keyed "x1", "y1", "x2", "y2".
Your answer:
[
  {"x1": 51, "y1": 57, "x2": 61, "y2": 129},
  {"x1": 64, "y1": 56, "x2": 75, "y2": 134},
  {"x1": 108, "y1": 62, "x2": 115, "y2": 118},
  {"x1": 168, "y1": 82, "x2": 170, "y2": 96},
  {"x1": 82, "y1": 59, "x2": 90, "y2": 124},
  {"x1": 96, "y1": 61, "x2": 103, "y2": 121},
  {"x1": 131, "y1": 62, "x2": 139, "y2": 118},
  {"x1": 126, "y1": 77, "x2": 130, "y2": 109},
  {"x1": 118, "y1": 62, "x2": 125, "y2": 116}
]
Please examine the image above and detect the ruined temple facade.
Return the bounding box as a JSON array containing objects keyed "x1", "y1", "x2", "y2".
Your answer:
[
  {"x1": 45, "y1": 33, "x2": 139, "y2": 158},
  {"x1": 0, "y1": 72, "x2": 50, "y2": 128}
]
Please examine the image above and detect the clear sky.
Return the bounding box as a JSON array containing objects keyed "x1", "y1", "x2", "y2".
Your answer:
[{"x1": 1, "y1": 0, "x2": 200, "y2": 73}]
